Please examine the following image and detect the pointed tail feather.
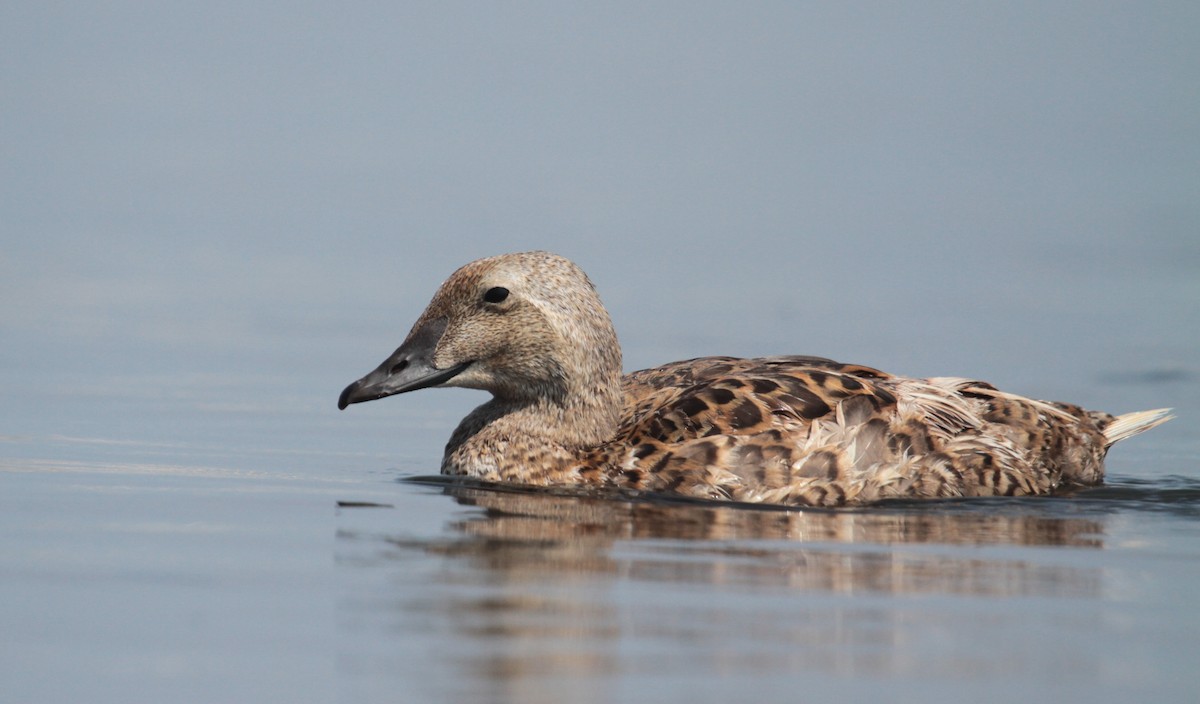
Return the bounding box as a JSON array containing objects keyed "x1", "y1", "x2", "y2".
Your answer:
[{"x1": 1103, "y1": 408, "x2": 1174, "y2": 448}]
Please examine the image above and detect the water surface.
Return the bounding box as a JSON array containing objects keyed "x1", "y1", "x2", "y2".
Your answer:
[{"x1": 5, "y1": 432, "x2": 1197, "y2": 703}]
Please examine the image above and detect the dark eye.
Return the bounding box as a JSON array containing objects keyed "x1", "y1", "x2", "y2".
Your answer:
[{"x1": 483, "y1": 286, "x2": 510, "y2": 304}]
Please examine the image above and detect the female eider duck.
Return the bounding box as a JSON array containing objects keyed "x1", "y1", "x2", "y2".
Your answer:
[{"x1": 338, "y1": 251, "x2": 1172, "y2": 507}]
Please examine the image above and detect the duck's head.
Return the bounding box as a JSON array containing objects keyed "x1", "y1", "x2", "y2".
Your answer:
[{"x1": 338, "y1": 251, "x2": 622, "y2": 410}]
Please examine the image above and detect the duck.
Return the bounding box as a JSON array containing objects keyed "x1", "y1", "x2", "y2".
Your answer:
[{"x1": 338, "y1": 251, "x2": 1173, "y2": 507}]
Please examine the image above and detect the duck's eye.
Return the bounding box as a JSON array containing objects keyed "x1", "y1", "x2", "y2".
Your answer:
[{"x1": 483, "y1": 286, "x2": 510, "y2": 304}]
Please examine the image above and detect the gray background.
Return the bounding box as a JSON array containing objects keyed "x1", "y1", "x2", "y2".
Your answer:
[{"x1": 5, "y1": 4, "x2": 1195, "y2": 452}]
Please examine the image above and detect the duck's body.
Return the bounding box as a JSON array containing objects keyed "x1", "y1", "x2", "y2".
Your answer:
[{"x1": 339, "y1": 252, "x2": 1171, "y2": 507}]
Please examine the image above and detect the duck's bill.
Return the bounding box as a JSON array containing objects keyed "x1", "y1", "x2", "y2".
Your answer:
[
  {"x1": 338, "y1": 359, "x2": 470, "y2": 409},
  {"x1": 338, "y1": 318, "x2": 470, "y2": 409}
]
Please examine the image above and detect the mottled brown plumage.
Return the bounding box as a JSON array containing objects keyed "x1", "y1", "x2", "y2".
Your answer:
[{"x1": 339, "y1": 252, "x2": 1172, "y2": 507}]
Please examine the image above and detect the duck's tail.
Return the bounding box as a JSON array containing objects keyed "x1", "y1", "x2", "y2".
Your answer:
[{"x1": 1103, "y1": 408, "x2": 1174, "y2": 448}]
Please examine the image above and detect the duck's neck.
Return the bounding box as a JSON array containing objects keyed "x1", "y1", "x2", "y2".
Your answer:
[{"x1": 441, "y1": 363, "x2": 623, "y2": 482}]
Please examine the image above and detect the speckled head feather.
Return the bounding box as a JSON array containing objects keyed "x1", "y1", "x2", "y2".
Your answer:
[{"x1": 339, "y1": 252, "x2": 1173, "y2": 507}]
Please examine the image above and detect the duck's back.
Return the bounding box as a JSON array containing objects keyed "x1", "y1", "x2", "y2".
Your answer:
[{"x1": 588, "y1": 355, "x2": 1147, "y2": 506}]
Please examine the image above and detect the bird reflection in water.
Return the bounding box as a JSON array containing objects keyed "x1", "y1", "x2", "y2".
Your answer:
[
  {"x1": 336, "y1": 480, "x2": 1108, "y2": 700},
  {"x1": 392, "y1": 479, "x2": 1103, "y2": 593}
]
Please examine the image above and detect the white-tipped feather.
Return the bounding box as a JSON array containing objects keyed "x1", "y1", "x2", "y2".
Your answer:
[
  {"x1": 1104, "y1": 408, "x2": 1175, "y2": 447},
  {"x1": 896, "y1": 378, "x2": 982, "y2": 438}
]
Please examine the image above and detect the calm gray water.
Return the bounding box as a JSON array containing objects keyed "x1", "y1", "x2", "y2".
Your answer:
[
  {"x1": 3, "y1": 388, "x2": 1198, "y2": 703},
  {"x1": 3, "y1": 3, "x2": 1199, "y2": 703}
]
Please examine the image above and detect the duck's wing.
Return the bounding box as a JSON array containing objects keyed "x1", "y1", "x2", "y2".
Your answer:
[
  {"x1": 618, "y1": 355, "x2": 897, "y2": 439},
  {"x1": 622, "y1": 355, "x2": 873, "y2": 399},
  {"x1": 603, "y1": 356, "x2": 1115, "y2": 506},
  {"x1": 608, "y1": 356, "x2": 904, "y2": 504}
]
